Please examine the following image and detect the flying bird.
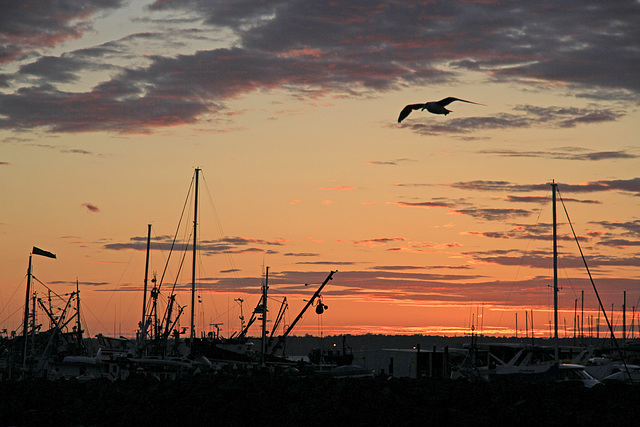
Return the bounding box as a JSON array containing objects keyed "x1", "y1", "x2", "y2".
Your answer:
[{"x1": 397, "y1": 97, "x2": 483, "y2": 123}]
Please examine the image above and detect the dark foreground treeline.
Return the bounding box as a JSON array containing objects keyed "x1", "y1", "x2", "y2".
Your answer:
[{"x1": 1, "y1": 374, "x2": 638, "y2": 426}]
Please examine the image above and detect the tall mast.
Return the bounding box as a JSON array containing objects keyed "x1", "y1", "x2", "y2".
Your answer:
[
  {"x1": 22, "y1": 255, "x2": 33, "y2": 369},
  {"x1": 261, "y1": 267, "x2": 269, "y2": 366},
  {"x1": 141, "y1": 223, "x2": 152, "y2": 339},
  {"x1": 76, "y1": 278, "x2": 82, "y2": 350},
  {"x1": 190, "y1": 168, "x2": 200, "y2": 342},
  {"x1": 623, "y1": 290, "x2": 626, "y2": 340},
  {"x1": 551, "y1": 181, "x2": 559, "y2": 362}
]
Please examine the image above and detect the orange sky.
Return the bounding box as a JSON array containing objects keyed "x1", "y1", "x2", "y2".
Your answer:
[{"x1": 1, "y1": 0, "x2": 639, "y2": 340}]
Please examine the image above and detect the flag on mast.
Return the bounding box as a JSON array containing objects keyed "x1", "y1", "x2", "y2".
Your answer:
[{"x1": 32, "y1": 246, "x2": 56, "y2": 259}]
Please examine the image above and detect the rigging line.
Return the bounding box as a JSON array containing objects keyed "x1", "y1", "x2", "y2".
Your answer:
[
  {"x1": 149, "y1": 226, "x2": 172, "y2": 292},
  {"x1": 159, "y1": 227, "x2": 192, "y2": 331},
  {"x1": 78, "y1": 298, "x2": 111, "y2": 336},
  {"x1": 30, "y1": 275, "x2": 65, "y2": 300},
  {"x1": 200, "y1": 174, "x2": 244, "y2": 292},
  {"x1": 79, "y1": 309, "x2": 91, "y2": 341},
  {"x1": 558, "y1": 189, "x2": 631, "y2": 374},
  {"x1": 158, "y1": 181, "x2": 196, "y2": 331},
  {"x1": 495, "y1": 194, "x2": 548, "y2": 329},
  {"x1": 0, "y1": 275, "x2": 26, "y2": 321},
  {"x1": 97, "y1": 246, "x2": 138, "y2": 323},
  {"x1": 0, "y1": 306, "x2": 25, "y2": 329},
  {"x1": 196, "y1": 246, "x2": 220, "y2": 325},
  {"x1": 158, "y1": 173, "x2": 195, "y2": 293},
  {"x1": 558, "y1": 256, "x2": 579, "y2": 301}
]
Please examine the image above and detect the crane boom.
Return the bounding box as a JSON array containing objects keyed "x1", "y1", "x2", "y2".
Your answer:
[{"x1": 269, "y1": 270, "x2": 336, "y2": 355}]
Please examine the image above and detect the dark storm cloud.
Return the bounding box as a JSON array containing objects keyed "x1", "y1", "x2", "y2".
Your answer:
[
  {"x1": 0, "y1": 0, "x2": 124, "y2": 63},
  {"x1": 0, "y1": 0, "x2": 638, "y2": 133}
]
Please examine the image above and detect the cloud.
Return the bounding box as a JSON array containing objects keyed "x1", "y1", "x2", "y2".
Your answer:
[
  {"x1": 18, "y1": 56, "x2": 91, "y2": 83},
  {"x1": 464, "y1": 219, "x2": 640, "y2": 251},
  {"x1": 104, "y1": 234, "x2": 286, "y2": 255},
  {"x1": 479, "y1": 147, "x2": 640, "y2": 162},
  {"x1": 150, "y1": 0, "x2": 640, "y2": 94},
  {"x1": 0, "y1": 81, "x2": 210, "y2": 133},
  {"x1": 295, "y1": 261, "x2": 357, "y2": 265},
  {"x1": 2, "y1": 135, "x2": 100, "y2": 156},
  {"x1": 0, "y1": 1, "x2": 124, "y2": 63},
  {"x1": 448, "y1": 178, "x2": 640, "y2": 196},
  {"x1": 343, "y1": 236, "x2": 461, "y2": 253},
  {"x1": 284, "y1": 252, "x2": 320, "y2": 257},
  {"x1": 397, "y1": 197, "x2": 532, "y2": 221},
  {"x1": 452, "y1": 207, "x2": 532, "y2": 221},
  {"x1": 1, "y1": 0, "x2": 638, "y2": 134},
  {"x1": 365, "y1": 158, "x2": 415, "y2": 166},
  {"x1": 400, "y1": 105, "x2": 624, "y2": 135},
  {"x1": 81, "y1": 203, "x2": 100, "y2": 213},
  {"x1": 397, "y1": 200, "x2": 454, "y2": 209},
  {"x1": 197, "y1": 268, "x2": 640, "y2": 311},
  {"x1": 464, "y1": 249, "x2": 640, "y2": 269},
  {"x1": 499, "y1": 195, "x2": 601, "y2": 204},
  {"x1": 368, "y1": 265, "x2": 472, "y2": 271},
  {"x1": 585, "y1": 220, "x2": 640, "y2": 247},
  {"x1": 596, "y1": 239, "x2": 640, "y2": 248},
  {"x1": 49, "y1": 280, "x2": 111, "y2": 287},
  {"x1": 319, "y1": 186, "x2": 357, "y2": 191},
  {"x1": 591, "y1": 220, "x2": 640, "y2": 237},
  {"x1": 350, "y1": 237, "x2": 408, "y2": 247},
  {"x1": 464, "y1": 223, "x2": 589, "y2": 242}
]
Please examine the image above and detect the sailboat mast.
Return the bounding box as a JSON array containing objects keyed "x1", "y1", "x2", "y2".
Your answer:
[
  {"x1": 261, "y1": 266, "x2": 269, "y2": 366},
  {"x1": 551, "y1": 181, "x2": 559, "y2": 362},
  {"x1": 190, "y1": 168, "x2": 200, "y2": 342},
  {"x1": 23, "y1": 255, "x2": 33, "y2": 369},
  {"x1": 76, "y1": 278, "x2": 82, "y2": 348},
  {"x1": 142, "y1": 223, "x2": 151, "y2": 337}
]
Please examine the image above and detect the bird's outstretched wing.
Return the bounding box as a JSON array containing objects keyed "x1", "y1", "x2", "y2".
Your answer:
[
  {"x1": 398, "y1": 103, "x2": 425, "y2": 123},
  {"x1": 437, "y1": 97, "x2": 484, "y2": 106}
]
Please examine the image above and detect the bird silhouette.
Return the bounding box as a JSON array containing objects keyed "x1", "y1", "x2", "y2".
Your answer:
[{"x1": 397, "y1": 97, "x2": 483, "y2": 123}]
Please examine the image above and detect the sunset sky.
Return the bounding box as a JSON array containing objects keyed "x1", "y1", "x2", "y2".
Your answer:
[{"x1": 1, "y1": 0, "x2": 639, "y2": 341}]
